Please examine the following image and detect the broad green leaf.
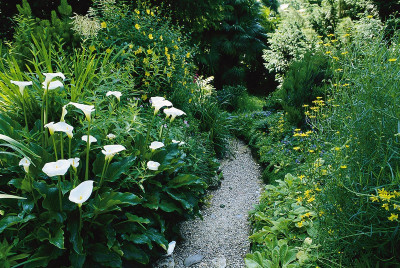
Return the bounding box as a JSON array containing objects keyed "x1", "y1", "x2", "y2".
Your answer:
[
  {"x1": 105, "y1": 156, "x2": 136, "y2": 182},
  {"x1": 125, "y1": 213, "x2": 151, "y2": 224},
  {"x1": 89, "y1": 243, "x2": 122, "y2": 267},
  {"x1": 49, "y1": 228, "x2": 65, "y2": 249},
  {"x1": 0, "y1": 214, "x2": 35, "y2": 234},
  {"x1": 167, "y1": 174, "x2": 206, "y2": 188},
  {"x1": 121, "y1": 242, "x2": 149, "y2": 264}
]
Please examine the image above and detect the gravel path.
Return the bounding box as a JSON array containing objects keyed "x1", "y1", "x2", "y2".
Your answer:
[{"x1": 171, "y1": 139, "x2": 262, "y2": 267}]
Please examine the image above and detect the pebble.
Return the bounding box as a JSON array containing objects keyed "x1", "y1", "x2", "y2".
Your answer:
[
  {"x1": 171, "y1": 139, "x2": 262, "y2": 267},
  {"x1": 184, "y1": 254, "x2": 204, "y2": 267}
]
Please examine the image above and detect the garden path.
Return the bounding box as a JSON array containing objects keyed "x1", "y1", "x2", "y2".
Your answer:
[{"x1": 170, "y1": 139, "x2": 262, "y2": 267}]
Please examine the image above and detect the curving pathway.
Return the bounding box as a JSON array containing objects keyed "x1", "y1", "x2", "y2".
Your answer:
[{"x1": 163, "y1": 139, "x2": 262, "y2": 268}]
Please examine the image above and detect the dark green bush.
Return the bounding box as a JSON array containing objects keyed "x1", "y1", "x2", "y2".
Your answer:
[{"x1": 272, "y1": 51, "x2": 332, "y2": 126}]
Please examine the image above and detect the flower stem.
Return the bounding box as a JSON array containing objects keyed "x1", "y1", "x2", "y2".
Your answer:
[
  {"x1": 52, "y1": 134, "x2": 58, "y2": 161},
  {"x1": 68, "y1": 138, "x2": 72, "y2": 159},
  {"x1": 41, "y1": 94, "x2": 45, "y2": 147},
  {"x1": 60, "y1": 134, "x2": 64, "y2": 159},
  {"x1": 22, "y1": 97, "x2": 28, "y2": 130},
  {"x1": 85, "y1": 120, "x2": 91, "y2": 181},
  {"x1": 98, "y1": 159, "x2": 110, "y2": 190},
  {"x1": 78, "y1": 205, "x2": 83, "y2": 232},
  {"x1": 58, "y1": 175, "x2": 63, "y2": 212},
  {"x1": 45, "y1": 91, "x2": 49, "y2": 146},
  {"x1": 144, "y1": 113, "x2": 156, "y2": 153}
]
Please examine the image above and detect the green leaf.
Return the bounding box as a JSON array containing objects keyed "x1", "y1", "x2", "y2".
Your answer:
[
  {"x1": 159, "y1": 199, "x2": 182, "y2": 213},
  {"x1": 105, "y1": 156, "x2": 136, "y2": 182},
  {"x1": 49, "y1": 228, "x2": 65, "y2": 249},
  {"x1": 0, "y1": 214, "x2": 35, "y2": 234},
  {"x1": 90, "y1": 243, "x2": 122, "y2": 267},
  {"x1": 67, "y1": 216, "x2": 83, "y2": 254},
  {"x1": 93, "y1": 192, "x2": 141, "y2": 215},
  {"x1": 121, "y1": 242, "x2": 149, "y2": 264},
  {"x1": 167, "y1": 174, "x2": 206, "y2": 188},
  {"x1": 125, "y1": 213, "x2": 150, "y2": 224},
  {"x1": 70, "y1": 250, "x2": 86, "y2": 268}
]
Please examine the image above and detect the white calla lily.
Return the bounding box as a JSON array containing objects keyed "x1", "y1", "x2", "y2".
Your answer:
[
  {"x1": 166, "y1": 241, "x2": 176, "y2": 256},
  {"x1": 68, "y1": 102, "x2": 95, "y2": 121},
  {"x1": 69, "y1": 180, "x2": 94, "y2": 207},
  {"x1": 152, "y1": 99, "x2": 172, "y2": 114},
  {"x1": 106, "y1": 91, "x2": 122, "y2": 101},
  {"x1": 53, "y1": 122, "x2": 74, "y2": 138},
  {"x1": 19, "y1": 157, "x2": 31, "y2": 173},
  {"x1": 164, "y1": 107, "x2": 186, "y2": 121},
  {"x1": 106, "y1": 133, "x2": 116, "y2": 139},
  {"x1": 0, "y1": 193, "x2": 26, "y2": 199},
  {"x1": 172, "y1": 140, "x2": 185, "y2": 146},
  {"x1": 44, "y1": 122, "x2": 56, "y2": 135},
  {"x1": 102, "y1": 145, "x2": 126, "y2": 161},
  {"x1": 150, "y1": 96, "x2": 165, "y2": 103},
  {"x1": 147, "y1": 161, "x2": 160, "y2": 171},
  {"x1": 43, "y1": 72, "x2": 66, "y2": 89},
  {"x1": 10, "y1": 80, "x2": 32, "y2": 96},
  {"x1": 82, "y1": 135, "x2": 97, "y2": 144},
  {"x1": 149, "y1": 141, "x2": 164, "y2": 150},
  {"x1": 68, "y1": 158, "x2": 80, "y2": 169},
  {"x1": 42, "y1": 80, "x2": 64, "y2": 90},
  {"x1": 61, "y1": 105, "x2": 68, "y2": 122},
  {"x1": 42, "y1": 159, "x2": 71, "y2": 177}
]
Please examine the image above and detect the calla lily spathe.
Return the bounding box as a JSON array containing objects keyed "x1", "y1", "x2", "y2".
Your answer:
[
  {"x1": 106, "y1": 91, "x2": 122, "y2": 101},
  {"x1": 106, "y1": 133, "x2": 116, "y2": 139},
  {"x1": 164, "y1": 107, "x2": 186, "y2": 121},
  {"x1": 147, "y1": 161, "x2": 160, "y2": 171},
  {"x1": 68, "y1": 158, "x2": 80, "y2": 169},
  {"x1": 166, "y1": 241, "x2": 176, "y2": 256},
  {"x1": 151, "y1": 97, "x2": 173, "y2": 114},
  {"x1": 10, "y1": 80, "x2": 32, "y2": 96},
  {"x1": 53, "y1": 122, "x2": 74, "y2": 138},
  {"x1": 42, "y1": 159, "x2": 71, "y2": 177},
  {"x1": 69, "y1": 180, "x2": 94, "y2": 206},
  {"x1": 19, "y1": 157, "x2": 31, "y2": 173},
  {"x1": 43, "y1": 72, "x2": 65, "y2": 89},
  {"x1": 0, "y1": 193, "x2": 26, "y2": 199},
  {"x1": 150, "y1": 96, "x2": 166, "y2": 103},
  {"x1": 149, "y1": 141, "x2": 164, "y2": 150},
  {"x1": 102, "y1": 145, "x2": 126, "y2": 161},
  {"x1": 69, "y1": 102, "x2": 95, "y2": 121},
  {"x1": 61, "y1": 105, "x2": 68, "y2": 122},
  {"x1": 44, "y1": 122, "x2": 56, "y2": 135},
  {"x1": 42, "y1": 80, "x2": 64, "y2": 90},
  {"x1": 172, "y1": 140, "x2": 185, "y2": 146},
  {"x1": 82, "y1": 135, "x2": 97, "y2": 144}
]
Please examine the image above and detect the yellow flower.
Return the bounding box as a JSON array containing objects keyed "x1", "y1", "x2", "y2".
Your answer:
[
  {"x1": 326, "y1": 51, "x2": 331, "y2": 54},
  {"x1": 367, "y1": 15, "x2": 373, "y2": 18},
  {"x1": 160, "y1": 35, "x2": 163, "y2": 41},
  {"x1": 334, "y1": 147, "x2": 340, "y2": 151},
  {"x1": 135, "y1": 24, "x2": 140, "y2": 30},
  {"x1": 302, "y1": 104, "x2": 309, "y2": 107},
  {"x1": 296, "y1": 196, "x2": 303, "y2": 203},
  {"x1": 145, "y1": 71, "x2": 150, "y2": 77},
  {"x1": 148, "y1": 34, "x2": 154, "y2": 40},
  {"x1": 319, "y1": 211, "x2": 324, "y2": 216},
  {"x1": 370, "y1": 195, "x2": 379, "y2": 202},
  {"x1": 146, "y1": 9, "x2": 150, "y2": 14},
  {"x1": 307, "y1": 196, "x2": 315, "y2": 203},
  {"x1": 382, "y1": 203, "x2": 389, "y2": 211},
  {"x1": 129, "y1": 44, "x2": 133, "y2": 49},
  {"x1": 293, "y1": 147, "x2": 301, "y2": 151},
  {"x1": 135, "y1": 9, "x2": 140, "y2": 14},
  {"x1": 333, "y1": 56, "x2": 339, "y2": 60},
  {"x1": 340, "y1": 165, "x2": 347, "y2": 169},
  {"x1": 296, "y1": 221, "x2": 304, "y2": 228},
  {"x1": 141, "y1": 94, "x2": 148, "y2": 101},
  {"x1": 341, "y1": 51, "x2": 348, "y2": 55},
  {"x1": 101, "y1": 21, "x2": 107, "y2": 28},
  {"x1": 388, "y1": 58, "x2": 397, "y2": 62},
  {"x1": 308, "y1": 149, "x2": 315, "y2": 153},
  {"x1": 186, "y1": 52, "x2": 191, "y2": 58},
  {"x1": 189, "y1": 98, "x2": 192, "y2": 103},
  {"x1": 106, "y1": 48, "x2": 111, "y2": 53},
  {"x1": 388, "y1": 213, "x2": 398, "y2": 221},
  {"x1": 147, "y1": 49, "x2": 153, "y2": 54},
  {"x1": 89, "y1": 45, "x2": 96, "y2": 52}
]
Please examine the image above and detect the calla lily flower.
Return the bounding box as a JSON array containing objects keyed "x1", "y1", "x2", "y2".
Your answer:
[
  {"x1": 68, "y1": 158, "x2": 80, "y2": 170},
  {"x1": 43, "y1": 72, "x2": 66, "y2": 89},
  {"x1": 68, "y1": 102, "x2": 95, "y2": 121},
  {"x1": 69, "y1": 180, "x2": 94, "y2": 207},
  {"x1": 61, "y1": 105, "x2": 68, "y2": 122},
  {"x1": 42, "y1": 80, "x2": 64, "y2": 90},
  {"x1": 172, "y1": 140, "x2": 185, "y2": 146},
  {"x1": 106, "y1": 91, "x2": 122, "y2": 101},
  {"x1": 102, "y1": 145, "x2": 126, "y2": 161},
  {"x1": 53, "y1": 122, "x2": 74, "y2": 138},
  {"x1": 42, "y1": 159, "x2": 71, "y2": 177},
  {"x1": 164, "y1": 107, "x2": 186, "y2": 121},
  {"x1": 10, "y1": 80, "x2": 32, "y2": 96},
  {"x1": 150, "y1": 96, "x2": 166, "y2": 103},
  {"x1": 82, "y1": 135, "x2": 97, "y2": 144},
  {"x1": 149, "y1": 141, "x2": 164, "y2": 150},
  {"x1": 152, "y1": 100, "x2": 173, "y2": 115},
  {"x1": 44, "y1": 122, "x2": 56, "y2": 135},
  {"x1": 147, "y1": 161, "x2": 160, "y2": 171},
  {"x1": 0, "y1": 193, "x2": 26, "y2": 199},
  {"x1": 166, "y1": 241, "x2": 176, "y2": 256},
  {"x1": 19, "y1": 157, "x2": 31, "y2": 173},
  {"x1": 106, "y1": 133, "x2": 116, "y2": 139}
]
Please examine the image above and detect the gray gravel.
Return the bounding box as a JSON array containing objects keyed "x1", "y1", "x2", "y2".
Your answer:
[{"x1": 171, "y1": 139, "x2": 263, "y2": 267}]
